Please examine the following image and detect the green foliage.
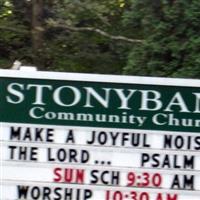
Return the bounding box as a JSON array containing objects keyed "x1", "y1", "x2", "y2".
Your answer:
[
  {"x1": 0, "y1": 0, "x2": 200, "y2": 78},
  {"x1": 124, "y1": 0, "x2": 200, "y2": 78},
  {"x1": 0, "y1": 0, "x2": 131, "y2": 73},
  {"x1": 42, "y1": 0, "x2": 131, "y2": 73},
  {"x1": 0, "y1": 0, "x2": 31, "y2": 67}
]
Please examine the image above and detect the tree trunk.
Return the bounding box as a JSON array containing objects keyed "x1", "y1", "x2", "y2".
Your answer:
[{"x1": 31, "y1": 0, "x2": 44, "y2": 68}]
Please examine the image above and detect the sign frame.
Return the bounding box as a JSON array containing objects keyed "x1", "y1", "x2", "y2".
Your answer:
[{"x1": 1, "y1": 68, "x2": 200, "y2": 200}]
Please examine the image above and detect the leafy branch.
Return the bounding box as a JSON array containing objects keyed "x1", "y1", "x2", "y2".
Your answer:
[
  {"x1": 0, "y1": 26, "x2": 28, "y2": 34},
  {"x1": 48, "y1": 20, "x2": 144, "y2": 44}
]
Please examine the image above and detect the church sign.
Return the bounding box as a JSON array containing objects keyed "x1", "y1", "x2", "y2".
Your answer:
[{"x1": 1, "y1": 69, "x2": 200, "y2": 200}]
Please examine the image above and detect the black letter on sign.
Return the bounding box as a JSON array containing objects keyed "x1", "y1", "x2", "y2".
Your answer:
[
  {"x1": 65, "y1": 130, "x2": 75, "y2": 143},
  {"x1": 17, "y1": 185, "x2": 29, "y2": 199}
]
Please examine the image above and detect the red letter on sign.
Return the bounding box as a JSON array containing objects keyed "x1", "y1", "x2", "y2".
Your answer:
[
  {"x1": 53, "y1": 167, "x2": 62, "y2": 182},
  {"x1": 167, "y1": 194, "x2": 177, "y2": 200}
]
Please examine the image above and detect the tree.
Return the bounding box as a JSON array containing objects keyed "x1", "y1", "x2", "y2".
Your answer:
[
  {"x1": 123, "y1": 0, "x2": 200, "y2": 78},
  {"x1": 0, "y1": 0, "x2": 31, "y2": 67},
  {"x1": 0, "y1": 0, "x2": 140, "y2": 73},
  {"x1": 1, "y1": 0, "x2": 200, "y2": 78},
  {"x1": 42, "y1": 0, "x2": 143, "y2": 73},
  {"x1": 31, "y1": 0, "x2": 45, "y2": 67}
]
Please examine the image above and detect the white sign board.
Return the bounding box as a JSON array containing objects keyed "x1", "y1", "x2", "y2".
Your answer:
[{"x1": 1, "y1": 69, "x2": 200, "y2": 200}]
